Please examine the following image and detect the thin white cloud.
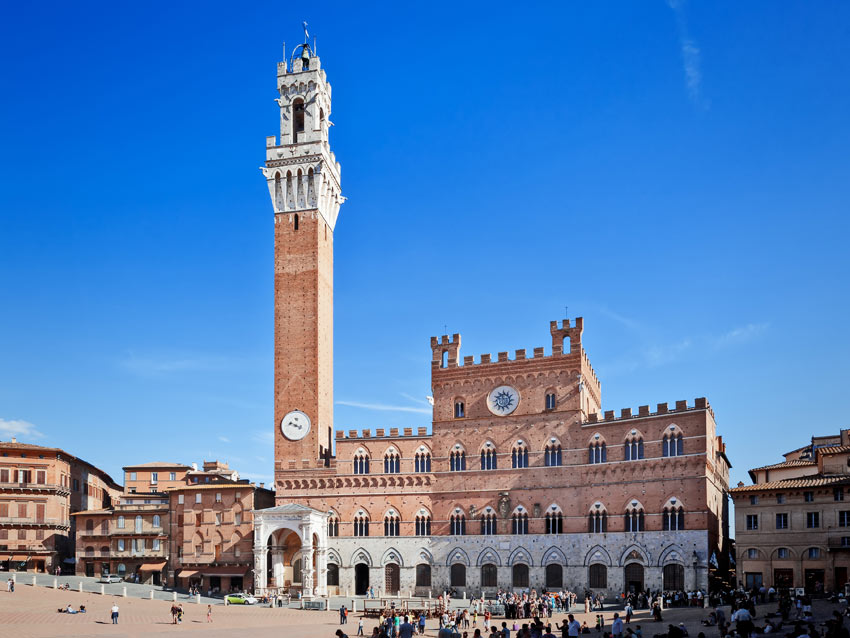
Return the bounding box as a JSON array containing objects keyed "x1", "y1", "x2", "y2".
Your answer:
[
  {"x1": 252, "y1": 430, "x2": 274, "y2": 444},
  {"x1": 399, "y1": 393, "x2": 431, "y2": 406},
  {"x1": 713, "y1": 323, "x2": 769, "y2": 348},
  {"x1": 0, "y1": 418, "x2": 44, "y2": 440},
  {"x1": 667, "y1": 0, "x2": 706, "y2": 106},
  {"x1": 218, "y1": 436, "x2": 230, "y2": 443},
  {"x1": 336, "y1": 400, "x2": 431, "y2": 415},
  {"x1": 642, "y1": 339, "x2": 693, "y2": 367}
]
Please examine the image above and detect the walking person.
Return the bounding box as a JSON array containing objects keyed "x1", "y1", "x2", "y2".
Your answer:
[
  {"x1": 207, "y1": 604, "x2": 212, "y2": 623},
  {"x1": 111, "y1": 603, "x2": 119, "y2": 624},
  {"x1": 170, "y1": 603, "x2": 179, "y2": 624},
  {"x1": 612, "y1": 613, "x2": 624, "y2": 638}
]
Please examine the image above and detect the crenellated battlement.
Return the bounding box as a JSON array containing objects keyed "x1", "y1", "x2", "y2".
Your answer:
[
  {"x1": 584, "y1": 397, "x2": 714, "y2": 425},
  {"x1": 335, "y1": 426, "x2": 431, "y2": 441}
]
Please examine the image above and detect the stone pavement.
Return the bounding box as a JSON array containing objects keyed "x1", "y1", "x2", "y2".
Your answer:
[{"x1": 0, "y1": 583, "x2": 845, "y2": 638}]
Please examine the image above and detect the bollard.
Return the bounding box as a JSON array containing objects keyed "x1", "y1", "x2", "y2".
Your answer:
[
  {"x1": 78, "y1": 582, "x2": 83, "y2": 593},
  {"x1": 351, "y1": 598, "x2": 357, "y2": 613},
  {"x1": 32, "y1": 575, "x2": 37, "y2": 587},
  {"x1": 463, "y1": 591, "x2": 467, "y2": 600},
  {"x1": 53, "y1": 578, "x2": 58, "y2": 589},
  {"x1": 196, "y1": 593, "x2": 201, "y2": 604},
  {"x1": 428, "y1": 590, "x2": 431, "y2": 599},
  {"x1": 123, "y1": 586, "x2": 127, "y2": 598},
  {"x1": 150, "y1": 591, "x2": 154, "y2": 600},
  {"x1": 101, "y1": 584, "x2": 105, "y2": 595},
  {"x1": 12, "y1": 573, "x2": 16, "y2": 584},
  {"x1": 172, "y1": 591, "x2": 177, "y2": 602}
]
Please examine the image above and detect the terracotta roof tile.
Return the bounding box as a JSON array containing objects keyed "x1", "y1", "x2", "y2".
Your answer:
[
  {"x1": 750, "y1": 459, "x2": 817, "y2": 472},
  {"x1": 819, "y1": 446, "x2": 850, "y2": 455},
  {"x1": 731, "y1": 475, "x2": 850, "y2": 494}
]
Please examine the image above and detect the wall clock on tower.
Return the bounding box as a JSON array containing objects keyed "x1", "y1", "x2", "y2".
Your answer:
[
  {"x1": 487, "y1": 385, "x2": 520, "y2": 416},
  {"x1": 280, "y1": 410, "x2": 311, "y2": 441}
]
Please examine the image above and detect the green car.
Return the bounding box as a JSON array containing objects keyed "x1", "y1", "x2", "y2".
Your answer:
[{"x1": 225, "y1": 593, "x2": 258, "y2": 605}]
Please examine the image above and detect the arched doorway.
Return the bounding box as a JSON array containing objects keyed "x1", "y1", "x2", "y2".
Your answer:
[
  {"x1": 267, "y1": 529, "x2": 302, "y2": 589},
  {"x1": 545, "y1": 564, "x2": 563, "y2": 588},
  {"x1": 512, "y1": 564, "x2": 529, "y2": 588},
  {"x1": 624, "y1": 563, "x2": 644, "y2": 593},
  {"x1": 355, "y1": 563, "x2": 370, "y2": 595},
  {"x1": 385, "y1": 563, "x2": 400, "y2": 595},
  {"x1": 663, "y1": 563, "x2": 685, "y2": 591}
]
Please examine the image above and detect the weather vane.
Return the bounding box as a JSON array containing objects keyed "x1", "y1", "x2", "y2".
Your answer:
[{"x1": 302, "y1": 21, "x2": 309, "y2": 43}]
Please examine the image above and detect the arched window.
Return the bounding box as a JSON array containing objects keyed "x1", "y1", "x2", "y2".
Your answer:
[
  {"x1": 327, "y1": 514, "x2": 340, "y2": 537},
  {"x1": 292, "y1": 558, "x2": 303, "y2": 583},
  {"x1": 384, "y1": 513, "x2": 400, "y2": 537},
  {"x1": 511, "y1": 442, "x2": 529, "y2": 469},
  {"x1": 117, "y1": 563, "x2": 126, "y2": 576},
  {"x1": 663, "y1": 427, "x2": 684, "y2": 457},
  {"x1": 327, "y1": 563, "x2": 340, "y2": 586},
  {"x1": 451, "y1": 512, "x2": 466, "y2": 536},
  {"x1": 663, "y1": 505, "x2": 685, "y2": 531},
  {"x1": 416, "y1": 564, "x2": 432, "y2": 587},
  {"x1": 663, "y1": 563, "x2": 684, "y2": 590},
  {"x1": 481, "y1": 510, "x2": 497, "y2": 535},
  {"x1": 415, "y1": 514, "x2": 431, "y2": 536},
  {"x1": 545, "y1": 508, "x2": 564, "y2": 534},
  {"x1": 589, "y1": 505, "x2": 607, "y2": 533},
  {"x1": 85, "y1": 545, "x2": 94, "y2": 556},
  {"x1": 353, "y1": 451, "x2": 370, "y2": 475},
  {"x1": 589, "y1": 437, "x2": 607, "y2": 464},
  {"x1": 450, "y1": 563, "x2": 466, "y2": 587},
  {"x1": 414, "y1": 451, "x2": 431, "y2": 473},
  {"x1": 624, "y1": 502, "x2": 645, "y2": 532},
  {"x1": 152, "y1": 514, "x2": 161, "y2": 528},
  {"x1": 292, "y1": 98, "x2": 305, "y2": 142},
  {"x1": 450, "y1": 448, "x2": 466, "y2": 471},
  {"x1": 545, "y1": 564, "x2": 563, "y2": 588},
  {"x1": 353, "y1": 514, "x2": 370, "y2": 537},
  {"x1": 512, "y1": 510, "x2": 529, "y2": 535},
  {"x1": 384, "y1": 449, "x2": 400, "y2": 474},
  {"x1": 454, "y1": 401, "x2": 465, "y2": 418},
  {"x1": 134, "y1": 515, "x2": 143, "y2": 533},
  {"x1": 480, "y1": 444, "x2": 497, "y2": 470},
  {"x1": 545, "y1": 440, "x2": 563, "y2": 467},
  {"x1": 512, "y1": 564, "x2": 529, "y2": 588},
  {"x1": 545, "y1": 393, "x2": 556, "y2": 410},
  {"x1": 85, "y1": 519, "x2": 93, "y2": 533},
  {"x1": 588, "y1": 564, "x2": 607, "y2": 588},
  {"x1": 481, "y1": 563, "x2": 498, "y2": 588},
  {"x1": 625, "y1": 431, "x2": 644, "y2": 461}
]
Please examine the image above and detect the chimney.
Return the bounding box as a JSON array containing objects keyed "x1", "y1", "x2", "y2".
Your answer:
[
  {"x1": 11, "y1": 437, "x2": 16, "y2": 443},
  {"x1": 259, "y1": 482, "x2": 265, "y2": 488}
]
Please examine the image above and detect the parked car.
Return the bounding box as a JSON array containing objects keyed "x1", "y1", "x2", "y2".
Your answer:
[
  {"x1": 225, "y1": 593, "x2": 258, "y2": 605},
  {"x1": 99, "y1": 574, "x2": 123, "y2": 584}
]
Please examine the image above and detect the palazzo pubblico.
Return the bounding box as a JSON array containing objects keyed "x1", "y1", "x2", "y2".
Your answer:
[{"x1": 251, "y1": 42, "x2": 732, "y2": 600}]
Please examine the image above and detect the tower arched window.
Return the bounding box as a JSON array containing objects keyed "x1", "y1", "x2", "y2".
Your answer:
[
  {"x1": 415, "y1": 514, "x2": 431, "y2": 536},
  {"x1": 545, "y1": 393, "x2": 556, "y2": 410},
  {"x1": 292, "y1": 98, "x2": 305, "y2": 142},
  {"x1": 589, "y1": 506, "x2": 607, "y2": 533},
  {"x1": 384, "y1": 450, "x2": 400, "y2": 474},
  {"x1": 384, "y1": 514, "x2": 400, "y2": 537},
  {"x1": 545, "y1": 509, "x2": 564, "y2": 534},
  {"x1": 450, "y1": 449, "x2": 466, "y2": 472},
  {"x1": 353, "y1": 514, "x2": 370, "y2": 537},
  {"x1": 328, "y1": 514, "x2": 340, "y2": 537},
  {"x1": 414, "y1": 451, "x2": 431, "y2": 473},
  {"x1": 663, "y1": 505, "x2": 685, "y2": 531},
  {"x1": 480, "y1": 511, "x2": 497, "y2": 535},
  {"x1": 512, "y1": 511, "x2": 529, "y2": 535},
  {"x1": 353, "y1": 452, "x2": 370, "y2": 475},
  {"x1": 545, "y1": 441, "x2": 563, "y2": 467},
  {"x1": 663, "y1": 430, "x2": 684, "y2": 457},
  {"x1": 480, "y1": 445, "x2": 497, "y2": 470},
  {"x1": 589, "y1": 439, "x2": 607, "y2": 464},
  {"x1": 624, "y1": 503, "x2": 645, "y2": 532},
  {"x1": 511, "y1": 442, "x2": 529, "y2": 469},
  {"x1": 454, "y1": 401, "x2": 465, "y2": 418},
  {"x1": 450, "y1": 512, "x2": 466, "y2": 536}
]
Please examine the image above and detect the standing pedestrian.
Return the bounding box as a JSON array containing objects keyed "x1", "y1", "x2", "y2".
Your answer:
[
  {"x1": 612, "y1": 613, "x2": 624, "y2": 638},
  {"x1": 111, "y1": 603, "x2": 120, "y2": 624},
  {"x1": 207, "y1": 604, "x2": 212, "y2": 623}
]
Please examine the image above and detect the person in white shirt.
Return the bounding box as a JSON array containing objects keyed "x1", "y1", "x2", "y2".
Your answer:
[{"x1": 612, "y1": 614, "x2": 624, "y2": 638}]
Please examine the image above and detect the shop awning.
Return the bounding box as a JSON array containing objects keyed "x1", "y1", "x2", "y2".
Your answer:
[
  {"x1": 199, "y1": 565, "x2": 249, "y2": 577},
  {"x1": 11, "y1": 555, "x2": 30, "y2": 562},
  {"x1": 178, "y1": 569, "x2": 199, "y2": 578},
  {"x1": 138, "y1": 561, "x2": 167, "y2": 572}
]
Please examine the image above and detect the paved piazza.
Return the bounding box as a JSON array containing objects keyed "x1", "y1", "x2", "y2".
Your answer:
[{"x1": 1, "y1": 583, "x2": 844, "y2": 638}]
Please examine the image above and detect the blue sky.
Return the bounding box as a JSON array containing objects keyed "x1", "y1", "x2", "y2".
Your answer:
[{"x1": 1, "y1": 2, "x2": 848, "y2": 491}]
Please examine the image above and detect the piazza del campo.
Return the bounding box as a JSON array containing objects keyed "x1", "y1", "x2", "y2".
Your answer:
[{"x1": 2, "y1": 7, "x2": 849, "y2": 638}]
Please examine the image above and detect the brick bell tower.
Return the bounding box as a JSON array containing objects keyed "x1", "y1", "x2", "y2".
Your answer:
[{"x1": 262, "y1": 40, "x2": 343, "y2": 495}]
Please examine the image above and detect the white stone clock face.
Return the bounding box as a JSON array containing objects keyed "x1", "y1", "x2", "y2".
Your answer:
[
  {"x1": 280, "y1": 410, "x2": 311, "y2": 441},
  {"x1": 487, "y1": 385, "x2": 520, "y2": 416}
]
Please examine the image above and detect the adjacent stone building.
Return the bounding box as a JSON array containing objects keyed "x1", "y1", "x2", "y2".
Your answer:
[
  {"x1": 731, "y1": 431, "x2": 850, "y2": 593},
  {"x1": 253, "y1": 42, "x2": 733, "y2": 599},
  {"x1": 0, "y1": 438, "x2": 121, "y2": 574}
]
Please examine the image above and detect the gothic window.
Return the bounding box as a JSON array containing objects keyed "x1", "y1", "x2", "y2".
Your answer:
[
  {"x1": 450, "y1": 450, "x2": 467, "y2": 472},
  {"x1": 512, "y1": 564, "x2": 529, "y2": 588},
  {"x1": 353, "y1": 514, "x2": 370, "y2": 537},
  {"x1": 353, "y1": 452, "x2": 370, "y2": 475},
  {"x1": 589, "y1": 564, "x2": 607, "y2": 588},
  {"x1": 545, "y1": 441, "x2": 563, "y2": 467},
  {"x1": 454, "y1": 401, "x2": 465, "y2": 418},
  {"x1": 480, "y1": 445, "x2": 497, "y2": 470},
  {"x1": 545, "y1": 393, "x2": 556, "y2": 410},
  {"x1": 545, "y1": 509, "x2": 564, "y2": 534},
  {"x1": 451, "y1": 563, "x2": 467, "y2": 587},
  {"x1": 328, "y1": 515, "x2": 339, "y2": 537},
  {"x1": 384, "y1": 513, "x2": 401, "y2": 537},
  {"x1": 415, "y1": 515, "x2": 431, "y2": 536},
  {"x1": 327, "y1": 563, "x2": 340, "y2": 586},
  {"x1": 480, "y1": 512, "x2": 497, "y2": 536},
  {"x1": 663, "y1": 428, "x2": 684, "y2": 457},
  {"x1": 589, "y1": 507, "x2": 607, "y2": 533},
  {"x1": 625, "y1": 433, "x2": 644, "y2": 461},
  {"x1": 414, "y1": 452, "x2": 431, "y2": 473},
  {"x1": 624, "y1": 503, "x2": 645, "y2": 532},
  {"x1": 451, "y1": 513, "x2": 466, "y2": 536},
  {"x1": 293, "y1": 98, "x2": 305, "y2": 142},
  {"x1": 384, "y1": 450, "x2": 400, "y2": 474},
  {"x1": 663, "y1": 506, "x2": 685, "y2": 531},
  {"x1": 416, "y1": 564, "x2": 431, "y2": 587},
  {"x1": 589, "y1": 439, "x2": 607, "y2": 464},
  {"x1": 481, "y1": 564, "x2": 498, "y2": 588},
  {"x1": 512, "y1": 511, "x2": 529, "y2": 535},
  {"x1": 511, "y1": 442, "x2": 529, "y2": 469}
]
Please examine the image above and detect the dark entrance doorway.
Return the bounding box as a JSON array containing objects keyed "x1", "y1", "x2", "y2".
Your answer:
[
  {"x1": 836, "y1": 567, "x2": 848, "y2": 590},
  {"x1": 385, "y1": 563, "x2": 400, "y2": 595},
  {"x1": 355, "y1": 563, "x2": 369, "y2": 595},
  {"x1": 805, "y1": 569, "x2": 825, "y2": 593},
  {"x1": 624, "y1": 563, "x2": 644, "y2": 593},
  {"x1": 85, "y1": 562, "x2": 95, "y2": 577},
  {"x1": 663, "y1": 564, "x2": 684, "y2": 591},
  {"x1": 774, "y1": 569, "x2": 794, "y2": 588}
]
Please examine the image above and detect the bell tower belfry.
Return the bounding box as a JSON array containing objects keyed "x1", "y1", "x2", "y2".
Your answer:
[{"x1": 262, "y1": 39, "x2": 343, "y2": 494}]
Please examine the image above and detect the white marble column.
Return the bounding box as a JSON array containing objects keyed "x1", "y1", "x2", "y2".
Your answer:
[
  {"x1": 253, "y1": 549, "x2": 267, "y2": 593},
  {"x1": 315, "y1": 546, "x2": 328, "y2": 597}
]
